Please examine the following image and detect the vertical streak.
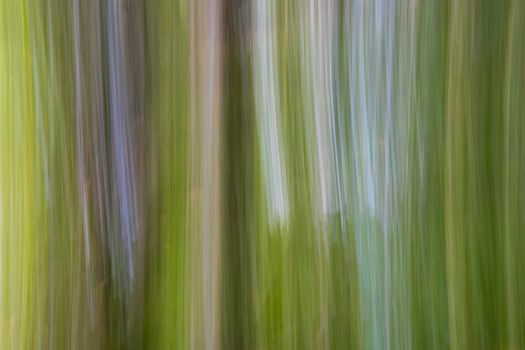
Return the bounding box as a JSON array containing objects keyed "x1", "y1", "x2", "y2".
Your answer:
[
  {"x1": 253, "y1": 0, "x2": 289, "y2": 226},
  {"x1": 190, "y1": 1, "x2": 222, "y2": 348}
]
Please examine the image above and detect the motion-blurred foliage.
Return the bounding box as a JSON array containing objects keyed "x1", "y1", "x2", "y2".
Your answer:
[{"x1": 1, "y1": 0, "x2": 524, "y2": 349}]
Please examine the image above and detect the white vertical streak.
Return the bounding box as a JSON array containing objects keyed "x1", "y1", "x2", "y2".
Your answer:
[
  {"x1": 309, "y1": 0, "x2": 338, "y2": 219},
  {"x1": 253, "y1": 0, "x2": 289, "y2": 226}
]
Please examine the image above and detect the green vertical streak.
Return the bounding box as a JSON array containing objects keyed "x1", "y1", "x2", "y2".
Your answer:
[
  {"x1": 279, "y1": 1, "x2": 324, "y2": 348},
  {"x1": 24, "y1": 1, "x2": 83, "y2": 348},
  {"x1": 502, "y1": 0, "x2": 525, "y2": 348},
  {"x1": 221, "y1": 0, "x2": 256, "y2": 348},
  {"x1": 252, "y1": 0, "x2": 323, "y2": 348},
  {"x1": 144, "y1": 1, "x2": 189, "y2": 349},
  {"x1": 408, "y1": 1, "x2": 449, "y2": 348},
  {"x1": 0, "y1": 3, "x2": 38, "y2": 348},
  {"x1": 446, "y1": 0, "x2": 512, "y2": 348}
]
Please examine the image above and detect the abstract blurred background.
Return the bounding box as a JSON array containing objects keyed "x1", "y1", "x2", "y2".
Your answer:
[{"x1": 1, "y1": 0, "x2": 524, "y2": 349}]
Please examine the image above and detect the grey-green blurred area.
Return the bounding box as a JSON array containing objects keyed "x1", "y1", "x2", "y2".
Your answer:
[{"x1": 1, "y1": 0, "x2": 525, "y2": 349}]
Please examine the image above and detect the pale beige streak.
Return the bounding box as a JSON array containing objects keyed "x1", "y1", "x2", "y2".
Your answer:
[{"x1": 189, "y1": 0, "x2": 222, "y2": 349}]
